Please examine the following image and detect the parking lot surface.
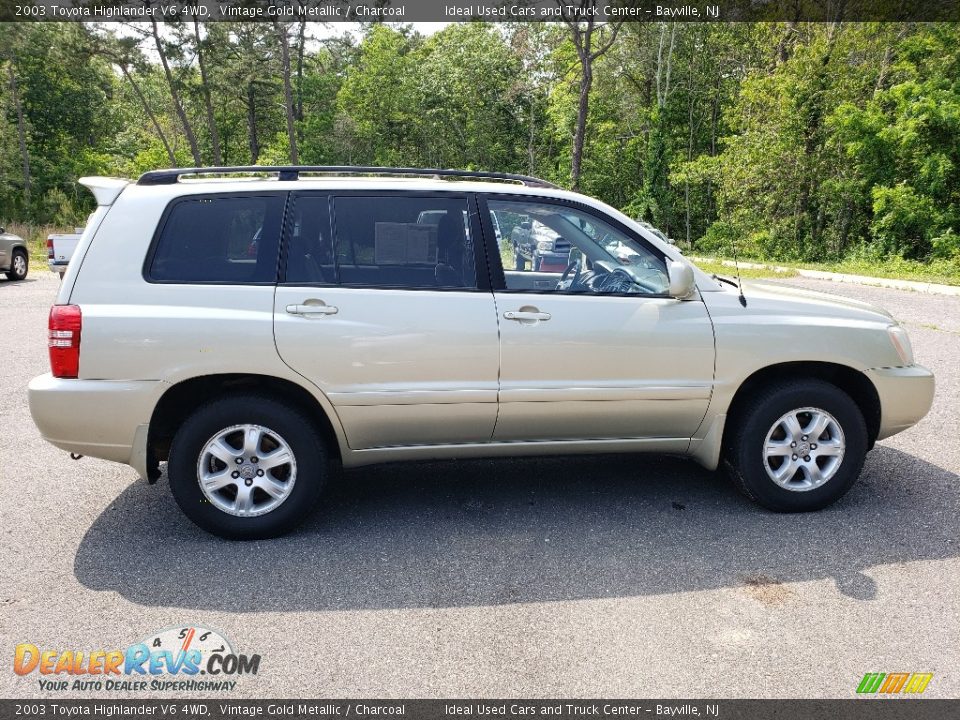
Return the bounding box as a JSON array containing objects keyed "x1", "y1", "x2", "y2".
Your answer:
[{"x1": 1, "y1": 271, "x2": 957, "y2": 698}]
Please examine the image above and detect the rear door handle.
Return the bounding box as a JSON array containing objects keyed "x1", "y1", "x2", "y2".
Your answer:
[
  {"x1": 504, "y1": 310, "x2": 551, "y2": 322},
  {"x1": 286, "y1": 302, "x2": 338, "y2": 316}
]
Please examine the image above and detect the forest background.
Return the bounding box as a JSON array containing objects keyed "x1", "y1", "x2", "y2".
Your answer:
[{"x1": 2, "y1": 19, "x2": 958, "y2": 282}]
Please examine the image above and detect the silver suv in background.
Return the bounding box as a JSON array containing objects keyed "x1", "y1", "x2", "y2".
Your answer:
[
  {"x1": 29, "y1": 166, "x2": 934, "y2": 539},
  {"x1": 0, "y1": 227, "x2": 29, "y2": 281}
]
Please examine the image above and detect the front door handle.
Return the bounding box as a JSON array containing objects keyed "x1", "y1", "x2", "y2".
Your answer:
[
  {"x1": 286, "y1": 302, "x2": 338, "y2": 316},
  {"x1": 504, "y1": 309, "x2": 551, "y2": 322}
]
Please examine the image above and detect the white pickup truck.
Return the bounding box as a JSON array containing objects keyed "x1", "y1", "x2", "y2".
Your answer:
[{"x1": 47, "y1": 229, "x2": 83, "y2": 278}]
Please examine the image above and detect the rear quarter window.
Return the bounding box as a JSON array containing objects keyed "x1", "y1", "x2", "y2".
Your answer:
[{"x1": 147, "y1": 194, "x2": 285, "y2": 283}]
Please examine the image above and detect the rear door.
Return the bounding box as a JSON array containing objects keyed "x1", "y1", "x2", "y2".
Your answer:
[{"x1": 273, "y1": 191, "x2": 501, "y2": 449}]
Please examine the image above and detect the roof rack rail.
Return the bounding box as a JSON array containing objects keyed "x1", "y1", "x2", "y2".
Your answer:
[{"x1": 136, "y1": 165, "x2": 561, "y2": 189}]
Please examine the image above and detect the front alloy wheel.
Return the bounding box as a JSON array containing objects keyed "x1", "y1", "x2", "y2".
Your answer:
[
  {"x1": 7, "y1": 250, "x2": 27, "y2": 280},
  {"x1": 725, "y1": 379, "x2": 867, "y2": 512},
  {"x1": 763, "y1": 407, "x2": 845, "y2": 491}
]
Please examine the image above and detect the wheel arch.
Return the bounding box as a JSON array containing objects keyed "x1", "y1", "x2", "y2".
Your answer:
[
  {"x1": 722, "y1": 361, "x2": 881, "y2": 454},
  {"x1": 147, "y1": 373, "x2": 343, "y2": 481}
]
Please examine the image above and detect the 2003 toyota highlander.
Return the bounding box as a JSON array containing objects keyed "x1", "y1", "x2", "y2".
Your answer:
[{"x1": 28, "y1": 166, "x2": 935, "y2": 539}]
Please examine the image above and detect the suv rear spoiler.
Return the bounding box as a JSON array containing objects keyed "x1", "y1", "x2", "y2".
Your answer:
[{"x1": 79, "y1": 177, "x2": 130, "y2": 206}]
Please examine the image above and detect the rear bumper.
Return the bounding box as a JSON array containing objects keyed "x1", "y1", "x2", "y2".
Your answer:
[
  {"x1": 28, "y1": 373, "x2": 167, "y2": 476},
  {"x1": 867, "y1": 364, "x2": 935, "y2": 441}
]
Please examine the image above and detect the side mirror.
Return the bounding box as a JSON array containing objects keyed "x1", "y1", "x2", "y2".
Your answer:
[
  {"x1": 0, "y1": 227, "x2": 5, "y2": 234},
  {"x1": 667, "y1": 261, "x2": 696, "y2": 299}
]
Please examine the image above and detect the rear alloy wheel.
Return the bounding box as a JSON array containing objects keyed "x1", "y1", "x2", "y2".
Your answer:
[
  {"x1": 197, "y1": 424, "x2": 298, "y2": 518},
  {"x1": 168, "y1": 394, "x2": 326, "y2": 539},
  {"x1": 725, "y1": 379, "x2": 867, "y2": 512},
  {"x1": 6, "y1": 249, "x2": 27, "y2": 280}
]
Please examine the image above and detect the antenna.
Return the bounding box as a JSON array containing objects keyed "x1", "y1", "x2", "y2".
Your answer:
[{"x1": 730, "y1": 232, "x2": 747, "y2": 307}]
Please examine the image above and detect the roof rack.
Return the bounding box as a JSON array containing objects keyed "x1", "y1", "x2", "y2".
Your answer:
[{"x1": 136, "y1": 165, "x2": 561, "y2": 189}]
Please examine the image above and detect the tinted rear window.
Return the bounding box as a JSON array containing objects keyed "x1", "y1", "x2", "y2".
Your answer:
[
  {"x1": 148, "y1": 195, "x2": 284, "y2": 283},
  {"x1": 333, "y1": 195, "x2": 476, "y2": 289}
]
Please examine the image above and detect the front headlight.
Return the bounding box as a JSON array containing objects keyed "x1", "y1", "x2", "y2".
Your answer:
[
  {"x1": 537, "y1": 240, "x2": 553, "y2": 252},
  {"x1": 887, "y1": 325, "x2": 914, "y2": 366}
]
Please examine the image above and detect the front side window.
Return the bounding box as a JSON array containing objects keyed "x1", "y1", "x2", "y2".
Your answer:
[
  {"x1": 333, "y1": 195, "x2": 476, "y2": 289},
  {"x1": 148, "y1": 195, "x2": 284, "y2": 283},
  {"x1": 489, "y1": 199, "x2": 669, "y2": 295}
]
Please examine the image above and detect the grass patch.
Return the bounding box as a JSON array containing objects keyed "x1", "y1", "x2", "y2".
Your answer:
[
  {"x1": 803, "y1": 257, "x2": 960, "y2": 286},
  {"x1": 500, "y1": 244, "x2": 515, "y2": 270},
  {"x1": 697, "y1": 254, "x2": 960, "y2": 286},
  {"x1": 692, "y1": 259, "x2": 798, "y2": 280}
]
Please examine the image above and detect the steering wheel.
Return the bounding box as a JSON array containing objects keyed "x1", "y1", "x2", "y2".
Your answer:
[
  {"x1": 557, "y1": 257, "x2": 583, "y2": 291},
  {"x1": 595, "y1": 267, "x2": 660, "y2": 294}
]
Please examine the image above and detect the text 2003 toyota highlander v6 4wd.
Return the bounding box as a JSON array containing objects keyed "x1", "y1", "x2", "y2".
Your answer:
[{"x1": 29, "y1": 166, "x2": 935, "y2": 539}]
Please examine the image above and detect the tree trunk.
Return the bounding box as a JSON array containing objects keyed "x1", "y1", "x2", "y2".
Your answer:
[
  {"x1": 151, "y1": 17, "x2": 201, "y2": 166},
  {"x1": 295, "y1": 19, "x2": 306, "y2": 123},
  {"x1": 707, "y1": 73, "x2": 720, "y2": 221},
  {"x1": 527, "y1": 98, "x2": 537, "y2": 175},
  {"x1": 7, "y1": 63, "x2": 31, "y2": 201},
  {"x1": 246, "y1": 82, "x2": 260, "y2": 164},
  {"x1": 655, "y1": 23, "x2": 676, "y2": 108},
  {"x1": 685, "y1": 80, "x2": 694, "y2": 245},
  {"x1": 564, "y1": 10, "x2": 622, "y2": 192},
  {"x1": 275, "y1": 21, "x2": 299, "y2": 165},
  {"x1": 193, "y1": 18, "x2": 222, "y2": 165},
  {"x1": 775, "y1": 21, "x2": 797, "y2": 66},
  {"x1": 118, "y1": 63, "x2": 175, "y2": 165},
  {"x1": 571, "y1": 61, "x2": 592, "y2": 192}
]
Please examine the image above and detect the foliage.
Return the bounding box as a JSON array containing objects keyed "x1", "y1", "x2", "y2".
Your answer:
[{"x1": 0, "y1": 21, "x2": 957, "y2": 276}]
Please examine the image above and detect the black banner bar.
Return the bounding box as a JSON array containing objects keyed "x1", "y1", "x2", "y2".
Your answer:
[
  {"x1": 2, "y1": 0, "x2": 959, "y2": 23},
  {"x1": 1, "y1": 700, "x2": 959, "y2": 720}
]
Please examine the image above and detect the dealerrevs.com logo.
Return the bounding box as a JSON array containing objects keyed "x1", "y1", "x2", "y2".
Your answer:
[{"x1": 13, "y1": 626, "x2": 261, "y2": 693}]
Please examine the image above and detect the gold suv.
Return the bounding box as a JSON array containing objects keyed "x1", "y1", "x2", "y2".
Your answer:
[{"x1": 28, "y1": 166, "x2": 934, "y2": 539}]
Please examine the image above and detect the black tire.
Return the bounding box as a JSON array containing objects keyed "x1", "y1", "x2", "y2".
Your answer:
[
  {"x1": 514, "y1": 246, "x2": 526, "y2": 271},
  {"x1": 6, "y1": 249, "x2": 27, "y2": 281},
  {"x1": 724, "y1": 379, "x2": 868, "y2": 512},
  {"x1": 168, "y1": 394, "x2": 326, "y2": 539}
]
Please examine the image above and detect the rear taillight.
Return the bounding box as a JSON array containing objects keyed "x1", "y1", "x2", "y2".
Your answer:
[
  {"x1": 48, "y1": 305, "x2": 82, "y2": 378},
  {"x1": 47, "y1": 237, "x2": 54, "y2": 260}
]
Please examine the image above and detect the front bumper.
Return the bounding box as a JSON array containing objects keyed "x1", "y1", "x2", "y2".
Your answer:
[
  {"x1": 867, "y1": 364, "x2": 935, "y2": 440},
  {"x1": 28, "y1": 373, "x2": 167, "y2": 476}
]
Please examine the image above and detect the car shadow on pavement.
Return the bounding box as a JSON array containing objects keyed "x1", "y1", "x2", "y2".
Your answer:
[{"x1": 74, "y1": 445, "x2": 959, "y2": 611}]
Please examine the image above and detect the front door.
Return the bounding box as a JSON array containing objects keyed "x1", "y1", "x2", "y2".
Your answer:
[
  {"x1": 274, "y1": 192, "x2": 500, "y2": 449},
  {"x1": 480, "y1": 196, "x2": 716, "y2": 442}
]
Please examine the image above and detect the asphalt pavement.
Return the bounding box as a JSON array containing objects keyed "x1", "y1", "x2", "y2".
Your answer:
[{"x1": 1, "y1": 271, "x2": 957, "y2": 699}]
